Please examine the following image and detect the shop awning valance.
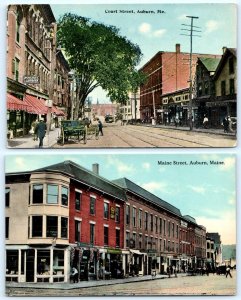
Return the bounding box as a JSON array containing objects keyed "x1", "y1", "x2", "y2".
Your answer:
[{"x1": 7, "y1": 94, "x2": 30, "y2": 112}]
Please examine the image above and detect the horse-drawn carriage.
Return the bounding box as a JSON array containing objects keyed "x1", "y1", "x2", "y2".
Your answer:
[{"x1": 59, "y1": 120, "x2": 87, "y2": 146}]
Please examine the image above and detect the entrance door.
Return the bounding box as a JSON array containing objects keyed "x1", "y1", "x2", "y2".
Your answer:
[{"x1": 26, "y1": 249, "x2": 35, "y2": 282}]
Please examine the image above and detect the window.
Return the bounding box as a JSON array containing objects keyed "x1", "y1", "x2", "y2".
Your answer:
[
  {"x1": 139, "y1": 209, "x2": 142, "y2": 228},
  {"x1": 168, "y1": 221, "x2": 171, "y2": 237},
  {"x1": 46, "y1": 216, "x2": 58, "y2": 237},
  {"x1": 150, "y1": 214, "x2": 153, "y2": 232},
  {"x1": 176, "y1": 225, "x2": 179, "y2": 238},
  {"x1": 15, "y1": 58, "x2": 20, "y2": 82},
  {"x1": 32, "y1": 184, "x2": 43, "y2": 204},
  {"x1": 163, "y1": 239, "x2": 166, "y2": 251},
  {"x1": 163, "y1": 220, "x2": 166, "y2": 235},
  {"x1": 5, "y1": 187, "x2": 10, "y2": 207},
  {"x1": 32, "y1": 216, "x2": 43, "y2": 237},
  {"x1": 16, "y1": 12, "x2": 21, "y2": 42},
  {"x1": 61, "y1": 217, "x2": 68, "y2": 238},
  {"x1": 159, "y1": 218, "x2": 162, "y2": 235},
  {"x1": 115, "y1": 206, "x2": 120, "y2": 223},
  {"x1": 172, "y1": 223, "x2": 175, "y2": 238},
  {"x1": 133, "y1": 233, "x2": 136, "y2": 248},
  {"x1": 126, "y1": 205, "x2": 130, "y2": 224},
  {"x1": 229, "y1": 57, "x2": 234, "y2": 74},
  {"x1": 104, "y1": 226, "x2": 109, "y2": 246},
  {"x1": 75, "y1": 191, "x2": 81, "y2": 210},
  {"x1": 144, "y1": 212, "x2": 148, "y2": 230},
  {"x1": 230, "y1": 79, "x2": 235, "y2": 95},
  {"x1": 126, "y1": 231, "x2": 130, "y2": 248},
  {"x1": 139, "y1": 234, "x2": 142, "y2": 249},
  {"x1": 221, "y1": 81, "x2": 226, "y2": 96},
  {"x1": 90, "y1": 196, "x2": 96, "y2": 215},
  {"x1": 90, "y1": 224, "x2": 95, "y2": 245},
  {"x1": 47, "y1": 185, "x2": 58, "y2": 204},
  {"x1": 132, "y1": 207, "x2": 136, "y2": 227},
  {"x1": 104, "y1": 202, "x2": 109, "y2": 219},
  {"x1": 160, "y1": 239, "x2": 162, "y2": 251},
  {"x1": 75, "y1": 220, "x2": 81, "y2": 242},
  {"x1": 155, "y1": 216, "x2": 158, "y2": 233},
  {"x1": 6, "y1": 217, "x2": 9, "y2": 239},
  {"x1": 116, "y1": 229, "x2": 120, "y2": 247},
  {"x1": 61, "y1": 186, "x2": 68, "y2": 206}
]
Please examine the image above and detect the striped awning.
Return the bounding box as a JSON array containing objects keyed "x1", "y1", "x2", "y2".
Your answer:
[{"x1": 7, "y1": 94, "x2": 30, "y2": 112}]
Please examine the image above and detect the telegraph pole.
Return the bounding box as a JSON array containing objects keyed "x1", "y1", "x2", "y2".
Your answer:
[{"x1": 181, "y1": 16, "x2": 201, "y2": 130}]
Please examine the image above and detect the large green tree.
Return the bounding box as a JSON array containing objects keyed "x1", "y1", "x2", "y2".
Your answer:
[{"x1": 57, "y1": 13, "x2": 145, "y2": 119}]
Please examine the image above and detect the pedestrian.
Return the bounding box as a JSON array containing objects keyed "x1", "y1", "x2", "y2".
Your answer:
[
  {"x1": 203, "y1": 116, "x2": 208, "y2": 129},
  {"x1": 174, "y1": 116, "x2": 179, "y2": 127},
  {"x1": 97, "y1": 118, "x2": 103, "y2": 136},
  {"x1": 222, "y1": 116, "x2": 229, "y2": 133},
  {"x1": 227, "y1": 116, "x2": 233, "y2": 132},
  {"x1": 225, "y1": 265, "x2": 232, "y2": 278},
  {"x1": 71, "y1": 266, "x2": 79, "y2": 283},
  {"x1": 34, "y1": 118, "x2": 47, "y2": 148}
]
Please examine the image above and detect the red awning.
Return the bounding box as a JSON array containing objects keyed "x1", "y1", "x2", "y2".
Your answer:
[
  {"x1": 24, "y1": 94, "x2": 65, "y2": 116},
  {"x1": 7, "y1": 94, "x2": 30, "y2": 112}
]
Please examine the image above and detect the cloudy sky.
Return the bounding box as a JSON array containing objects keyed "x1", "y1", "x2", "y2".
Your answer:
[
  {"x1": 5, "y1": 153, "x2": 236, "y2": 245},
  {"x1": 50, "y1": 1, "x2": 237, "y2": 103}
]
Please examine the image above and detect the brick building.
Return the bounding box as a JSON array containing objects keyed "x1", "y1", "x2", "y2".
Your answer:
[
  {"x1": 7, "y1": 5, "x2": 68, "y2": 138},
  {"x1": 139, "y1": 43, "x2": 220, "y2": 124}
]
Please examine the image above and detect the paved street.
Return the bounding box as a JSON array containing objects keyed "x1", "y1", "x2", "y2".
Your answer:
[
  {"x1": 54, "y1": 122, "x2": 236, "y2": 148},
  {"x1": 6, "y1": 271, "x2": 236, "y2": 296}
]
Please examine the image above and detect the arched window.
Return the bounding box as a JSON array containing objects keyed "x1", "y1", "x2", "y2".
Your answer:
[{"x1": 16, "y1": 7, "x2": 23, "y2": 43}]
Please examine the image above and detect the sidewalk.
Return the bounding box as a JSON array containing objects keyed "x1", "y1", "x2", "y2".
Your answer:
[
  {"x1": 7, "y1": 127, "x2": 61, "y2": 149},
  {"x1": 6, "y1": 273, "x2": 173, "y2": 290}
]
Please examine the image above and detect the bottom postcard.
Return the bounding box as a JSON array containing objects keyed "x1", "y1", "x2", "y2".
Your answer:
[{"x1": 5, "y1": 154, "x2": 236, "y2": 296}]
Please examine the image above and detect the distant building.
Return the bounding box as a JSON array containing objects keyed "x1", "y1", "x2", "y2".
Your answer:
[
  {"x1": 91, "y1": 103, "x2": 118, "y2": 121},
  {"x1": 206, "y1": 232, "x2": 222, "y2": 266}
]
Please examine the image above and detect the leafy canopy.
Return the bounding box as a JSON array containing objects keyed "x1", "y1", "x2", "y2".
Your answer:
[{"x1": 57, "y1": 13, "x2": 145, "y2": 105}]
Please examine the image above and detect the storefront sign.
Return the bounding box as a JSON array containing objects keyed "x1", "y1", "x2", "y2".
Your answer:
[
  {"x1": 77, "y1": 242, "x2": 93, "y2": 248},
  {"x1": 147, "y1": 249, "x2": 157, "y2": 253},
  {"x1": 110, "y1": 206, "x2": 115, "y2": 219},
  {"x1": 107, "y1": 248, "x2": 122, "y2": 254},
  {"x1": 23, "y1": 76, "x2": 40, "y2": 84}
]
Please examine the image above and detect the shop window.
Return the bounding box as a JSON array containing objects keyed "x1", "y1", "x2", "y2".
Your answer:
[
  {"x1": 75, "y1": 190, "x2": 81, "y2": 210},
  {"x1": 115, "y1": 206, "x2": 120, "y2": 223},
  {"x1": 37, "y1": 250, "x2": 50, "y2": 275},
  {"x1": 47, "y1": 184, "x2": 58, "y2": 204},
  {"x1": 90, "y1": 223, "x2": 95, "y2": 245},
  {"x1": 104, "y1": 202, "x2": 109, "y2": 219},
  {"x1": 5, "y1": 187, "x2": 10, "y2": 207},
  {"x1": 126, "y1": 205, "x2": 130, "y2": 224},
  {"x1": 53, "y1": 250, "x2": 64, "y2": 275},
  {"x1": 5, "y1": 217, "x2": 9, "y2": 239},
  {"x1": 90, "y1": 196, "x2": 96, "y2": 215},
  {"x1": 46, "y1": 216, "x2": 58, "y2": 238},
  {"x1": 104, "y1": 226, "x2": 109, "y2": 246},
  {"x1": 61, "y1": 217, "x2": 68, "y2": 238},
  {"x1": 61, "y1": 186, "x2": 68, "y2": 206},
  {"x1": 116, "y1": 229, "x2": 120, "y2": 247},
  {"x1": 32, "y1": 184, "x2": 43, "y2": 204},
  {"x1": 6, "y1": 250, "x2": 18, "y2": 275},
  {"x1": 75, "y1": 220, "x2": 81, "y2": 242},
  {"x1": 32, "y1": 216, "x2": 43, "y2": 237}
]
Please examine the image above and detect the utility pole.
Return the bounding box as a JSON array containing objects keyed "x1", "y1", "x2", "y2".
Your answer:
[{"x1": 181, "y1": 16, "x2": 201, "y2": 130}]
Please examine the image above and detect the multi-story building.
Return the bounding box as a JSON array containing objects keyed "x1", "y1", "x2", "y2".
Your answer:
[
  {"x1": 7, "y1": 5, "x2": 67, "y2": 138},
  {"x1": 139, "y1": 43, "x2": 220, "y2": 124},
  {"x1": 206, "y1": 237, "x2": 215, "y2": 269},
  {"x1": 6, "y1": 160, "x2": 209, "y2": 283},
  {"x1": 206, "y1": 232, "x2": 222, "y2": 267},
  {"x1": 5, "y1": 161, "x2": 126, "y2": 283}
]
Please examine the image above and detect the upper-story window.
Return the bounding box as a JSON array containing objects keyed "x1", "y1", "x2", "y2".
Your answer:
[
  {"x1": 46, "y1": 216, "x2": 58, "y2": 237},
  {"x1": 75, "y1": 190, "x2": 82, "y2": 210},
  {"x1": 159, "y1": 218, "x2": 162, "y2": 235},
  {"x1": 221, "y1": 81, "x2": 226, "y2": 96},
  {"x1": 139, "y1": 209, "x2": 142, "y2": 228},
  {"x1": 47, "y1": 185, "x2": 58, "y2": 204},
  {"x1": 230, "y1": 79, "x2": 235, "y2": 95},
  {"x1": 126, "y1": 205, "x2": 130, "y2": 224},
  {"x1": 61, "y1": 217, "x2": 68, "y2": 238},
  {"x1": 6, "y1": 217, "x2": 9, "y2": 239},
  {"x1": 61, "y1": 186, "x2": 68, "y2": 206},
  {"x1": 104, "y1": 226, "x2": 109, "y2": 246},
  {"x1": 75, "y1": 220, "x2": 81, "y2": 242},
  {"x1": 132, "y1": 207, "x2": 136, "y2": 227},
  {"x1": 115, "y1": 206, "x2": 120, "y2": 223},
  {"x1": 150, "y1": 214, "x2": 153, "y2": 232},
  {"x1": 104, "y1": 202, "x2": 109, "y2": 219},
  {"x1": 90, "y1": 196, "x2": 96, "y2": 215},
  {"x1": 116, "y1": 229, "x2": 120, "y2": 247},
  {"x1": 32, "y1": 216, "x2": 43, "y2": 237},
  {"x1": 33, "y1": 184, "x2": 43, "y2": 204},
  {"x1": 144, "y1": 212, "x2": 148, "y2": 230},
  {"x1": 90, "y1": 223, "x2": 95, "y2": 245},
  {"x1": 5, "y1": 187, "x2": 10, "y2": 207},
  {"x1": 16, "y1": 8, "x2": 22, "y2": 43}
]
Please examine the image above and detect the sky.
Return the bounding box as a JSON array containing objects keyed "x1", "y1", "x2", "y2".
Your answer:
[
  {"x1": 5, "y1": 153, "x2": 236, "y2": 245},
  {"x1": 50, "y1": 2, "x2": 237, "y2": 104}
]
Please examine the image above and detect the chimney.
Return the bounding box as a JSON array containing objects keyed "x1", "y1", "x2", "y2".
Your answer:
[
  {"x1": 92, "y1": 163, "x2": 99, "y2": 175},
  {"x1": 176, "y1": 43, "x2": 181, "y2": 53}
]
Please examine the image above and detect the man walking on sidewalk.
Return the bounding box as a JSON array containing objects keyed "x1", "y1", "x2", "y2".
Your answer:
[{"x1": 34, "y1": 118, "x2": 47, "y2": 148}]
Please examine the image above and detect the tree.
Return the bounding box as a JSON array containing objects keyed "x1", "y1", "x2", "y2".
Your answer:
[{"x1": 57, "y1": 13, "x2": 145, "y2": 119}]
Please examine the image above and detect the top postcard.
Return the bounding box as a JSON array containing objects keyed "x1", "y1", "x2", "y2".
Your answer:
[{"x1": 6, "y1": 3, "x2": 237, "y2": 148}]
